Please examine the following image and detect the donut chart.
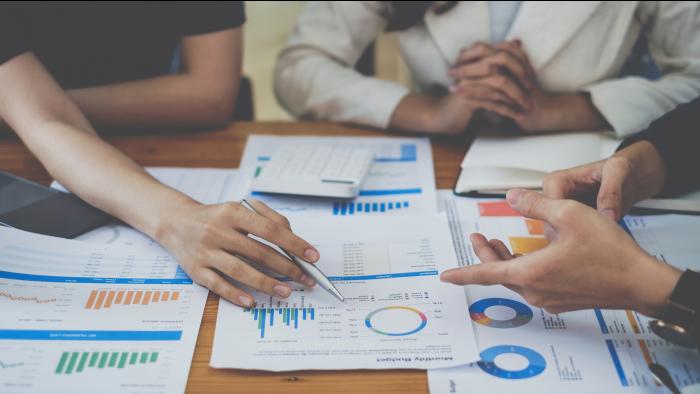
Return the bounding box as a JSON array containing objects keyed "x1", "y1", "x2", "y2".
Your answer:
[
  {"x1": 364, "y1": 306, "x2": 427, "y2": 336},
  {"x1": 469, "y1": 298, "x2": 533, "y2": 328},
  {"x1": 477, "y1": 345, "x2": 546, "y2": 379}
]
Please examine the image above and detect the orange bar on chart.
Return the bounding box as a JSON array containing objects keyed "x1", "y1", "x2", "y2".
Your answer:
[
  {"x1": 85, "y1": 290, "x2": 98, "y2": 309},
  {"x1": 152, "y1": 291, "x2": 161, "y2": 303},
  {"x1": 161, "y1": 291, "x2": 170, "y2": 302},
  {"x1": 104, "y1": 291, "x2": 116, "y2": 308},
  {"x1": 115, "y1": 290, "x2": 124, "y2": 304},
  {"x1": 526, "y1": 219, "x2": 545, "y2": 235},
  {"x1": 94, "y1": 290, "x2": 107, "y2": 309},
  {"x1": 133, "y1": 291, "x2": 143, "y2": 304},
  {"x1": 626, "y1": 310, "x2": 641, "y2": 334},
  {"x1": 124, "y1": 291, "x2": 134, "y2": 305},
  {"x1": 142, "y1": 291, "x2": 152, "y2": 305},
  {"x1": 171, "y1": 291, "x2": 180, "y2": 301},
  {"x1": 638, "y1": 340, "x2": 654, "y2": 365},
  {"x1": 509, "y1": 237, "x2": 549, "y2": 254},
  {"x1": 478, "y1": 201, "x2": 521, "y2": 217}
]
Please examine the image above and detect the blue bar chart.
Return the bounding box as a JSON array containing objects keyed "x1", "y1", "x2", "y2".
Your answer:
[
  {"x1": 332, "y1": 200, "x2": 411, "y2": 216},
  {"x1": 244, "y1": 307, "x2": 315, "y2": 339}
]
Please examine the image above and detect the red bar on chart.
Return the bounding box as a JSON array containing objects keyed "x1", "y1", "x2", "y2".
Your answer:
[
  {"x1": 171, "y1": 291, "x2": 180, "y2": 301},
  {"x1": 161, "y1": 291, "x2": 170, "y2": 301},
  {"x1": 115, "y1": 290, "x2": 124, "y2": 304},
  {"x1": 133, "y1": 291, "x2": 143, "y2": 304},
  {"x1": 478, "y1": 201, "x2": 521, "y2": 217}
]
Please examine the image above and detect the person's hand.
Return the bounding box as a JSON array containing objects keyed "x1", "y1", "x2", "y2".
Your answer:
[
  {"x1": 440, "y1": 189, "x2": 681, "y2": 317},
  {"x1": 390, "y1": 92, "x2": 478, "y2": 134},
  {"x1": 449, "y1": 40, "x2": 607, "y2": 132},
  {"x1": 157, "y1": 199, "x2": 319, "y2": 307},
  {"x1": 448, "y1": 40, "x2": 534, "y2": 121},
  {"x1": 543, "y1": 140, "x2": 667, "y2": 221}
]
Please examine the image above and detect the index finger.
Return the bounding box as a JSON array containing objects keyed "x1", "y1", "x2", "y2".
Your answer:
[
  {"x1": 440, "y1": 260, "x2": 516, "y2": 286},
  {"x1": 234, "y1": 206, "x2": 320, "y2": 263}
]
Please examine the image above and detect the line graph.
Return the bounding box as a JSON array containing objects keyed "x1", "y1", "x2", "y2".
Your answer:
[{"x1": 0, "y1": 291, "x2": 56, "y2": 304}]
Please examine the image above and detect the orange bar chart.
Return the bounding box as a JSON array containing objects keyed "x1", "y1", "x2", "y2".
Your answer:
[
  {"x1": 509, "y1": 237, "x2": 549, "y2": 254},
  {"x1": 525, "y1": 219, "x2": 545, "y2": 235},
  {"x1": 478, "y1": 201, "x2": 522, "y2": 217},
  {"x1": 84, "y1": 290, "x2": 181, "y2": 309}
]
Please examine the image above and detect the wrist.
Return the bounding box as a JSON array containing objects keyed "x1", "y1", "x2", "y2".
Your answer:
[
  {"x1": 152, "y1": 196, "x2": 202, "y2": 249},
  {"x1": 631, "y1": 253, "x2": 682, "y2": 317}
]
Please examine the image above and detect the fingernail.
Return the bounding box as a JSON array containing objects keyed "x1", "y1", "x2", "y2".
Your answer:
[
  {"x1": 304, "y1": 248, "x2": 319, "y2": 262},
  {"x1": 274, "y1": 284, "x2": 292, "y2": 298},
  {"x1": 449, "y1": 85, "x2": 458, "y2": 93},
  {"x1": 600, "y1": 209, "x2": 616, "y2": 221},
  {"x1": 239, "y1": 296, "x2": 253, "y2": 307},
  {"x1": 506, "y1": 189, "x2": 522, "y2": 205},
  {"x1": 300, "y1": 274, "x2": 316, "y2": 287},
  {"x1": 591, "y1": 171, "x2": 602, "y2": 182}
]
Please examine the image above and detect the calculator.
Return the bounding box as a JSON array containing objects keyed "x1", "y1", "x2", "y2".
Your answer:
[{"x1": 250, "y1": 144, "x2": 374, "y2": 198}]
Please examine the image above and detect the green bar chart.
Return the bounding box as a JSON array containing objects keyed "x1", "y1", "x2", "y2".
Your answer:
[{"x1": 54, "y1": 351, "x2": 159, "y2": 374}]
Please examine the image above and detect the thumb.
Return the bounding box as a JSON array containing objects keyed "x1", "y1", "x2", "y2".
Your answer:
[
  {"x1": 597, "y1": 159, "x2": 631, "y2": 221},
  {"x1": 506, "y1": 189, "x2": 561, "y2": 226},
  {"x1": 440, "y1": 261, "x2": 513, "y2": 286}
]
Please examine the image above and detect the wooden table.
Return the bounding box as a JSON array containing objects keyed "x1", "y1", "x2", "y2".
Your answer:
[{"x1": 0, "y1": 122, "x2": 471, "y2": 394}]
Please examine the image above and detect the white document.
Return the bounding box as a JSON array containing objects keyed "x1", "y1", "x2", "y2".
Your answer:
[
  {"x1": 456, "y1": 132, "x2": 620, "y2": 193},
  {"x1": 239, "y1": 135, "x2": 437, "y2": 217},
  {"x1": 53, "y1": 167, "x2": 242, "y2": 250},
  {"x1": 429, "y1": 191, "x2": 700, "y2": 394},
  {"x1": 0, "y1": 226, "x2": 208, "y2": 394},
  {"x1": 210, "y1": 214, "x2": 479, "y2": 371}
]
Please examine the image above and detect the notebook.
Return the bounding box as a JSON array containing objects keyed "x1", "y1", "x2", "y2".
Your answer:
[{"x1": 454, "y1": 132, "x2": 620, "y2": 195}]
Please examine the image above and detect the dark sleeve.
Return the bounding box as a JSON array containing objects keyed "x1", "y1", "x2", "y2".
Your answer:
[
  {"x1": 618, "y1": 96, "x2": 700, "y2": 197},
  {"x1": 0, "y1": 8, "x2": 31, "y2": 64},
  {"x1": 176, "y1": 1, "x2": 246, "y2": 37}
]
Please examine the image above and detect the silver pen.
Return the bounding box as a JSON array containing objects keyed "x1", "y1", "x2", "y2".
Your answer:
[{"x1": 240, "y1": 199, "x2": 345, "y2": 302}]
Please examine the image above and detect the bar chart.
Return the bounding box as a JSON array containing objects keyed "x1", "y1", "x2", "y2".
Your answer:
[
  {"x1": 54, "y1": 351, "x2": 159, "y2": 374},
  {"x1": 332, "y1": 200, "x2": 410, "y2": 216},
  {"x1": 244, "y1": 307, "x2": 316, "y2": 339},
  {"x1": 84, "y1": 289, "x2": 180, "y2": 310}
]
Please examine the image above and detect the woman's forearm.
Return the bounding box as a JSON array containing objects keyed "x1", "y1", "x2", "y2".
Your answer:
[
  {"x1": 26, "y1": 120, "x2": 197, "y2": 238},
  {"x1": 68, "y1": 74, "x2": 236, "y2": 130}
]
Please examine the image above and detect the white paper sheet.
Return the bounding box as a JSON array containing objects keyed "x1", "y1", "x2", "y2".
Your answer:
[
  {"x1": 238, "y1": 135, "x2": 437, "y2": 217},
  {"x1": 429, "y1": 192, "x2": 700, "y2": 394},
  {"x1": 52, "y1": 167, "x2": 242, "y2": 250},
  {"x1": 210, "y1": 214, "x2": 479, "y2": 371},
  {"x1": 0, "y1": 226, "x2": 208, "y2": 394}
]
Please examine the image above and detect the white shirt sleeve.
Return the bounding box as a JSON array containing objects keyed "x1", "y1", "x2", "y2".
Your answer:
[
  {"x1": 584, "y1": 1, "x2": 700, "y2": 137},
  {"x1": 274, "y1": 1, "x2": 410, "y2": 129}
]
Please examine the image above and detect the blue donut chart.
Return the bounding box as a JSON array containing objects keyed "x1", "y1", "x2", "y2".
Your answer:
[
  {"x1": 477, "y1": 345, "x2": 546, "y2": 379},
  {"x1": 469, "y1": 298, "x2": 533, "y2": 328}
]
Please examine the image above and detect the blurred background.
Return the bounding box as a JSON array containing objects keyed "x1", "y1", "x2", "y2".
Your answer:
[{"x1": 244, "y1": 1, "x2": 411, "y2": 120}]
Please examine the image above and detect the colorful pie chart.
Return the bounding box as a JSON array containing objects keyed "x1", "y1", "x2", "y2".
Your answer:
[
  {"x1": 365, "y1": 306, "x2": 427, "y2": 336},
  {"x1": 477, "y1": 345, "x2": 546, "y2": 379},
  {"x1": 469, "y1": 298, "x2": 533, "y2": 328}
]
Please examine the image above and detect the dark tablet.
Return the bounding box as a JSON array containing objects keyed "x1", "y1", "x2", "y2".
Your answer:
[{"x1": 0, "y1": 171, "x2": 113, "y2": 238}]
